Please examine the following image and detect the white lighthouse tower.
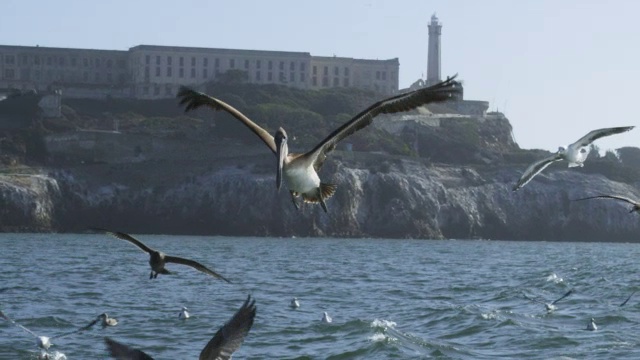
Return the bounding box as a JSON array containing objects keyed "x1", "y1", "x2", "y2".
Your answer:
[{"x1": 426, "y1": 13, "x2": 442, "y2": 85}]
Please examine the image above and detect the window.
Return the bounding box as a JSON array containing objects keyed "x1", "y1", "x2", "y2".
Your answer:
[
  {"x1": 229, "y1": 59, "x2": 235, "y2": 68},
  {"x1": 5, "y1": 55, "x2": 15, "y2": 65},
  {"x1": 312, "y1": 77, "x2": 317, "y2": 86},
  {"x1": 279, "y1": 61, "x2": 284, "y2": 70},
  {"x1": 343, "y1": 78, "x2": 349, "y2": 87},
  {"x1": 256, "y1": 71, "x2": 261, "y2": 81},
  {"x1": 215, "y1": 58, "x2": 220, "y2": 67},
  {"x1": 323, "y1": 66, "x2": 328, "y2": 76},
  {"x1": 382, "y1": 71, "x2": 386, "y2": 80},
  {"x1": 268, "y1": 60, "x2": 272, "y2": 70},
  {"x1": 95, "y1": 58, "x2": 100, "y2": 67},
  {"x1": 203, "y1": 68, "x2": 208, "y2": 78},
  {"x1": 71, "y1": 58, "x2": 77, "y2": 67},
  {"x1": 190, "y1": 68, "x2": 196, "y2": 78},
  {"x1": 179, "y1": 57, "x2": 184, "y2": 66},
  {"x1": 203, "y1": 58, "x2": 208, "y2": 66},
  {"x1": 143, "y1": 86, "x2": 149, "y2": 95},
  {"x1": 290, "y1": 72, "x2": 294, "y2": 82},
  {"x1": 59, "y1": 57, "x2": 65, "y2": 66},
  {"x1": 279, "y1": 72, "x2": 285, "y2": 82},
  {"x1": 4, "y1": 69, "x2": 15, "y2": 79},
  {"x1": 155, "y1": 67, "x2": 160, "y2": 76},
  {"x1": 46, "y1": 57, "x2": 52, "y2": 66},
  {"x1": 145, "y1": 55, "x2": 150, "y2": 64},
  {"x1": 167, "y1": 67, "x2": 172, "y2": 76},
  {"x1": 244, "y1": 59, "x2": 249, "y2": 69},
  {"x1": 301, "y1": 62, "x2": 306, "y2": 71},
  {"x1": 165, "y1": 85, "x2": 172, "y2": 96},
  {"x1": 312, "y1": 66, "x2": 317, "y2": 75},
  {"x1": 144, "y1": 66, "x2": 149, "y2": 79},
  {"x1": 191, "y1": 57, "x2": 196, "y2": 66},
  {"x1": 376, "y1": 71, "x2": 381, "y2": 80},
  {"x1": 179, "y1": 68, "x2": 184, "y2": 77},
  {"x1": 167, "y1": 56, "x2": 172, "y2": 65},
  {"x1": 334, "y1": 67, "x2": 338, "y2": 76},
  {"x1": 267, "y1": 72, "x2": 272, "y2": 81},
  {"x1": 34, "y1": 56, "x2": 40, "y2": 65},
  {"x1": 344, "y1": 67, "x2": 349, "y2": 76},
  {"x1": 106, "y1": 59, "x2": 112, "y2": 68},
  {"x1": 156, "y1": 56, "x2": 161, "y2": 65},
  {"x1": 290, "y1": 62, "x2": 295, "y2": 71},
  {"x1": 333, "y1": 77, "x2": 339, "y2": 86},
  {"x1": 83, "y1": 58, "x2": 88, "y2": 67},
  {"x1": 20, "y1": 55, "x2": 28, "y2": 65},
  {"x1": 322, "y1": 77, "x2": 328, "y2": 87},
  {"x1": 256, "y1": 60, "x2": 261, "y2": 69},
  {"x1": 154, "y1": 85, "x2": 160, "y2": 95},
  {"x1": 300, "y1": 72, "x2": 304, "y2": 82}
]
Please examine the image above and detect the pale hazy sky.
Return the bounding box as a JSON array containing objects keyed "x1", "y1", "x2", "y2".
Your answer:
[{"x1": 1, "y1": 0, "x2": 638, "y2": 151}]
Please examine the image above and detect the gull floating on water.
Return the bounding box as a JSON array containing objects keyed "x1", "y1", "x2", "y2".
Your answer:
[
  {"x1": 179, "y1": 307, "x2": 190, "y2": 319},
  {"x1": 525, "y1": 289, "x2": 574, "y2": 312},
  {"x1": 0, "y1": 310, "x2": 99, "y2": 350},
  {"x1": 92, "y1": 228, "x2": 231, "y2": 282},
  {"x1": 573, "y1": 194, "x2": 640, "y2": 214},
  {"x1": 98, "y1": 313, "x2": 118, "y2": 327},
  {"x1": 512, "y1": 126, "x2": 634, "y2": 191},
  {"x1": 105, "y1": 295, "x2": 257, "y2": 360},
  {"x1": 586, "y1": 318, "x2": 597, "y2": 331},
  {"x1": 620, "y1": 290, "x2": 637, "y2": 307},
  {"x1": 321, "y1": 312, "x2": 332, "y2": 323},
  {"x1": 290, "y1": 298, "x2": 300, "y2": 309},
  {"x1": 178, "y1": 76, "x2": 461, "y2": 212}
]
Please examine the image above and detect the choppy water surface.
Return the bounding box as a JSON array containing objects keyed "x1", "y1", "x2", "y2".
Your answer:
[{"x1": 1, "y1": 234, "x2": 639, "y2": 359}]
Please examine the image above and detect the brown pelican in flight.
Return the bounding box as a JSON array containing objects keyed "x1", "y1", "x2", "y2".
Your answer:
[
  {"x1": 0, "y1": 310, "x2": 99, "y2": 350},
  {"x1": 105, "y1": 295, "x2": 256, "y2": 360},
  {"x1": 178, "y1": 76, "x2": 461, "y2": 212},
  {"x1": 92, "y1": 228, "x2": 231, "y2": 282},
  {"x1": 512, "y1": 126, "x2": 634, "y2": 191},
  {"x1": 572, "y1": 194, "x2": 640, "y2": 214}
]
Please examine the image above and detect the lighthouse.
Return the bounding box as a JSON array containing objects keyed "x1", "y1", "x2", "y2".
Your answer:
[{"x1": 426, "y1": 13, "x2": 442, "y2": 85}]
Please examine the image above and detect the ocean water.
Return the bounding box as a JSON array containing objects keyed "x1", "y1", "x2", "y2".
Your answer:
[{"x1": 1, "y1": 233, "x2": 639, "y2": 359}]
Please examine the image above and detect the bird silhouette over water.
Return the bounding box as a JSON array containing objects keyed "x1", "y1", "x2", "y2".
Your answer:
[
  {"x1": 91, "y1": 228, "x2": 231, "y2": 282},
  {"x1": 513, "y1": 126, "x2": 634, "y2": 191},
  {"x1": 105, "y1": 295, "x2": 257, "y2": 360},
  {"x1": 525, "y1": 289, "x2": 574, "y2": 312},
  {"x1": 0, "y1": 310, "x2": 99, "y2": 350},
  {"x1": 178, "y1": 75, "x2": 461, "y2": 212}
]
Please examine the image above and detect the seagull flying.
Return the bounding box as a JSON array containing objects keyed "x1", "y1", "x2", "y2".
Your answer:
[
  {"x1": 620, "y1": 290, "x2": 636, "y2": 307},
  {"x1": 513, "y1": 126, "x2": 634, "y2": 191},
  {"x1": 525, "y1": 289, "x2": 574, "y2": 312},
  {"x1": 92, "y1": 228, "x2": 231, "y2": 282},
  {"x1": 105, "y1": 295, "x2": 256, "y2": 360},
  {"x1": 573, "y1": 194, "x2": 640, "y2": 214},
  {"x1": 0, "y1": 310, "x2": 98, "y2": 350}
]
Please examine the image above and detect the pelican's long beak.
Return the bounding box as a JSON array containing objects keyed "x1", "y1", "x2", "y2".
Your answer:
[{"x1": 276, "y1": 137, "x2": 286, "y2": 191}]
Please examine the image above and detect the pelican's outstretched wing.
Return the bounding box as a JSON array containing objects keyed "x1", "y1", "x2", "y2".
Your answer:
[
  {"x1": 104, "y1": 337, "x2": 155, "y2": 360},
  {"x1": 0, "y1": 310, "x2": 39, "y2": 338},
  {"x1": 199, "y1": 295, "x2": 257, "y2": 360},
  {"x1": 512, "y1": 153, "x2": 564, "y2": 191},
  {"x1": 304, "y1": 75, "x2": 461, "y2": 171},
  {"x1": 53, "y1": 317, "x2": 100, "y2": 339},
  {"x1": 572, "y1": 126, "x2": 634, "y2": 148},
  {"x1": 551, "y1": 289, "x2": 573, "y2": 305},
  {"x1": 573, "y1": 194, "x2": 638, "y2": 206},
  {"x1": 92, "y1": 228, "x2": 154, "y2": 254},
  {"x1": 177, "y1": 87, "x2": 276, "y2": 154},
  {"x1": 164, "y1": 255, "x2": 232, "y2": 283}
]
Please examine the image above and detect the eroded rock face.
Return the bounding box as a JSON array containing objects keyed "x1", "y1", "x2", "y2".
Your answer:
[{"x1": 3, "y1": 158, "x2": 639, "y2": 242}]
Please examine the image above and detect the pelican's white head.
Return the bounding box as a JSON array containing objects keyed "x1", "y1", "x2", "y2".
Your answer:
[
  {"x1": 274, "y1": 127, "x2": 288, "y2": 191},
  {"x1": 37, "y1": 336, "x2": 51, "y2": 350}
]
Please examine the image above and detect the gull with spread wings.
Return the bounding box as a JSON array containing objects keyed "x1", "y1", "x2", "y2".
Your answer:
[
  {"x1": 573, "y1": 194, "x2": 640, "y2": 214},
  {"x1": 524, "y1": 289, "x2": 574, "y2": 312},
  {"x1": 105, "y1": 295, "x2": 256, "y2": 360},
  {"x1": 92, "y1": 228, "x2": 231, "y2": 282},
  {"x1": 513, "y1": 126, "x2": 634, "y2": 191},
  {"x1": 0, "y1": 310, "x2": 99, "y2": 350},
  {"x1": 178, "y1": 76, "x2": 461, "y2": 212}
]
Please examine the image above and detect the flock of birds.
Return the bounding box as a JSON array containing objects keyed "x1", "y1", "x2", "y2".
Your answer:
[{"x1": 1, "y1": 74, "x2": 638, "y2": 358}]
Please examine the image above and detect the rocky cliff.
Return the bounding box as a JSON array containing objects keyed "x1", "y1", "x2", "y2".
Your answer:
[{"x1": 2, "y1": 151, "x2": 639, "y2": 241}]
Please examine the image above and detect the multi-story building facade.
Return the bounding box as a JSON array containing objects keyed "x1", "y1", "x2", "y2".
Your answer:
[{"x1": 0, "y1": 44, "x2": 399, "y2": 99}]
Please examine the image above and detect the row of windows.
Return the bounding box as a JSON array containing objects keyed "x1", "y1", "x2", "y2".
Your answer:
[
  {"x1": 142, "y1": 66, "x2": 309, "y2": 83},
  {"x1": 1, "y1": 54, "x2": 126, "y2": 69},
  {"x1": 312, "y1": 65, "x2": 352, "y2": 77},
  {"x1": 311, "y1": 76, "x2": 350, "y2": 88},
  {"x1": 2, "y1": 68, "x2": 124, "y2": 83},
  {"x1": 143, "y1": 54, "x2": 307, "y2": 72}
]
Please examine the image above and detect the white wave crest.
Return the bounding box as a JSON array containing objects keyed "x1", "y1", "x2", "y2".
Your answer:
[
  {"x1": 371, "y1": 319, "x2": 397, "y2": 328},
  {"x1": 546, "y1": 273, "x2": 563, "y2": 283}
]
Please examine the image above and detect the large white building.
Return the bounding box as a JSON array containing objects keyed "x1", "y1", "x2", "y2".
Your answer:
[{"x1": 0, "y1": 44, "x2": 399, "y2": 99}]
